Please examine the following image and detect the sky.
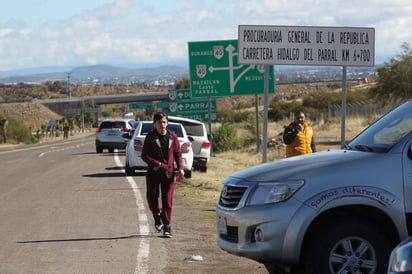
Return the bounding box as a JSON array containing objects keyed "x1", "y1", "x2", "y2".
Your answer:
[{"x1": 0, "y1": 0, "x2": 411, "y2": 72}]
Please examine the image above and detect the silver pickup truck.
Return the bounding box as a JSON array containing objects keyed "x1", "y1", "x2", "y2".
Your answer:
[{"x1": 216, "y1": 100, "x2": 412, "y2": 274}]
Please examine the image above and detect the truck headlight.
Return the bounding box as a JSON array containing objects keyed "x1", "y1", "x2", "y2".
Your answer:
[{"x1": 247, "y1": 180, "x2": 304, "y2": 205}]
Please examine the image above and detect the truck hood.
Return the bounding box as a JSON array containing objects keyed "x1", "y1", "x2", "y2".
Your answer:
[{"x1": 229, "y1": 149, "x2": 376, "y2": 182}]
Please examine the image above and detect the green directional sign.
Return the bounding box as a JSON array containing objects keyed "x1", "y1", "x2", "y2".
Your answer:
[
  {"x1": 188, "y1": 39, "x2": 275, "y2": 98},
  {"x1": 129, "y1": 102, "x2": 153, "y2": 109},
  {"x1": 168, "y1": 89, "x2": 192, "y2": 101},
  {"x1": 157, "y1": 98, "x2": 217, "y2": 114},
  {"x1": 180, "y1": 112, "x2": 218, "y2": 123}
]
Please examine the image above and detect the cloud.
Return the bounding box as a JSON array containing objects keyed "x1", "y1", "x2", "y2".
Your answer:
[{"x1": 0, "y1": 0, "x2": 412, "y2": 70}]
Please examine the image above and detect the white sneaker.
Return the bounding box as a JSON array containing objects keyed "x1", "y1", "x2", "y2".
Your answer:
[{"x1": 154, "y1": 214, "x2": 163, "y2": 232}]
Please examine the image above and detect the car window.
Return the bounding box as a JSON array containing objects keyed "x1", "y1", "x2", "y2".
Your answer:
[
  {"x1": 100, "y1": 121, "x2": 126, "y2": 129},
  {"x1": 168, "y1": 124, "x2": 184, "y2": 137},
  {"x1": 349, "y1": 101, "x2": 412, "y2": 152},
  {"x1": 139, "y1": 122, "x2": 184, "y2": 137},
  {"x1": 141, "y1": 123, "x2": 154, "y2": 135},
  {"x1": 180, "y1": 123, "x2": 204, "y2": 136}
]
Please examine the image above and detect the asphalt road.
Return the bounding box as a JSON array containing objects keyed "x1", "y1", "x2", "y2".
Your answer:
[
  {"x1": 0, "y1": 137, "x2": 167, "y2": 274},
  {"x1": 0, "y1": 137, "x2": 269, "y2": 274}
]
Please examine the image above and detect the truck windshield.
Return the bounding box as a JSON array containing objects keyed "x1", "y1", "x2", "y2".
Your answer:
[{"x1": 348, "y1": 100, "x2": 412, "y2": 152}]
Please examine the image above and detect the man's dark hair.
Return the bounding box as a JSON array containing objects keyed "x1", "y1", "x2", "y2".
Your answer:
[
  {"x1": 153, "y1": 112, "x2": 168, "y2": 123},
  {"x1": 294, "y1": 111, "x2": 305, "y2": 117}
]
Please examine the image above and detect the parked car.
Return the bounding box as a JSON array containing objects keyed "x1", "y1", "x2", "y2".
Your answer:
[
  {"x1": 168, "y1": 116, "x2": 211, "y2": 172},
  {"x1": 124, "y1": 120, "x2": 193, "y2": 178},
  {"x1": 95, "y1": 118, "x2": 136, "y2": 153},
  {"x1": 216, "y1": 100, "x2": 412, "y2": 274},
  {"x1": 388, "y1": 237, "x2": 412, "y2": 273}
]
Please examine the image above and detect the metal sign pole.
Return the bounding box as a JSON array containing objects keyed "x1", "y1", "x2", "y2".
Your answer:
[
  {"x1": 263, "y1": 65, "x2": 269, "y2": 163},
  {"x1": 255, "y1": 94, "x2": 260, "y2": 153},
  {"x1": 208, "y1": 96, "x2": 214, "y2": 156},
  {"x1": 341, "y1": 66, "x2": 347, "y2": 148}
]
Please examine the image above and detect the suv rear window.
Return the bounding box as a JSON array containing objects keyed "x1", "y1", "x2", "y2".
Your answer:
[
  {"x1": 177, "y1": 122, "x2": 204, "y2": 136},
  {"x1": 168, "y1": 124, "x2": 184, "y2": 137},
  {"x1": 139, "y1": 123, "x2": 184, "y2": 137},
  {"x1": 100, "y1": 121, "x2": 126, "y2": 129}
]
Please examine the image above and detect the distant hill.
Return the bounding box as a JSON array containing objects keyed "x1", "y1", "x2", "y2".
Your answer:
[{"x1": 0, "y1": 64, "x2": 189, "y2": 84}]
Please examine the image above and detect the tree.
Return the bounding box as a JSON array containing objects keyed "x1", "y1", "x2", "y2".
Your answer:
[
  {"x1": 0, "y1": 114, "x2": 8, "y2": 143},
  {"x1": 369, "y1": 43, "x2": 412, "y2": 101}
]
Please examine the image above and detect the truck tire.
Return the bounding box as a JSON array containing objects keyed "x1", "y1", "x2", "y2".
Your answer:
[{"x1": 303, "y1": 218, "x2": 391, "y2": 274}]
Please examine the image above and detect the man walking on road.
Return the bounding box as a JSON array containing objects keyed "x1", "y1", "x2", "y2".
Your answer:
[{"x1": 141, "y1": 112, "x2": 185, "y2": 238}]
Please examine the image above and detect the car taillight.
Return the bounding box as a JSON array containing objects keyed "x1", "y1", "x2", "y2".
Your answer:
[
  {"x1": 181, "y1": 142, "x2": 191, "y2": 153},
  {"x1": 201, "y1": 141, "x2": 211, "y2": 149},
  {"x1": 122, "y1": 127, "x2": 130, "y2": 132},
  {"x1": 96, "y1": 128, "x2": 102, "y2": 133},
  {"x1": 134, "y1": 140, "x2": 143, "y2": 152}
]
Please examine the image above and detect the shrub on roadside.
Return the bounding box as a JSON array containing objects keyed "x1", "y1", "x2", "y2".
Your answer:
[
  {"x1": 212, "y1": 123, "x2": 243, "y2": 152},
  {"x1": 4, "y1": 115, "x2": 35, "y2": 144}
]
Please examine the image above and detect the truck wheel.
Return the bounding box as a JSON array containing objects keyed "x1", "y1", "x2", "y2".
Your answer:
[
  {"x1": 96, "y1": 146, "x2": 103, "y2": 153},
  {"x1": 304, "y1": 218, "x2": 391, "y2": 274}
]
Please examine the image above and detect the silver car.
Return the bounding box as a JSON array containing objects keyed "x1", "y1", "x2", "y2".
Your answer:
[
  {"x1": 124, "y1": 120, "x2": 193, "y2": 178},
  {"x1": 95, "y1": 118, "x2": 136, "y2": 153}
]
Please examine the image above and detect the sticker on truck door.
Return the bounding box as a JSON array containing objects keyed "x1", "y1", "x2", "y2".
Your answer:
[{"x1": 306, "y1": 186, "x2": 397, "y2": 210}]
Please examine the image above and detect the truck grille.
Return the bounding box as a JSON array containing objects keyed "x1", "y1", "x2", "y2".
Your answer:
[
  {"x1": 220, "y1": 225, "x2": 238, "y2": 243},
  {"x1": 219, "y1": 185, "x2": 247, "y2": 208}
]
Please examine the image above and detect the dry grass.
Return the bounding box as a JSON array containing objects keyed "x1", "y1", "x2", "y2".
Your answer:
[
  {"x1": 0, "y1": 102, "x2": 62, "y2": 131},
  {"x1": 178, "y1": 116, "x2": 370, "y2": 209}
]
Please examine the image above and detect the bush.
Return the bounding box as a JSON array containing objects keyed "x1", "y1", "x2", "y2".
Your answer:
[
  {"x1": 4, "y1": 115, "x2": 35, "y2": 144},
  {"x1": 218, "y1": 109, "x2": 252, "y2": 123},
  {"x1": 212, "y1": 123, "x2": 243, "y2": 152}
]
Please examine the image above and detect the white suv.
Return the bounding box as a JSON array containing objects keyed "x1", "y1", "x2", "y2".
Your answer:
[
  {"x1": 124, "y1": 120, "x2": 193, "y2": 178},
  {"x1": 168, "y1": 116, "x2": 211, "y2": 172}
]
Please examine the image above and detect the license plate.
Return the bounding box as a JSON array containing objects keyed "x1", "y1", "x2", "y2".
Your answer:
[{"x1": 217, "y1": 216, "x2": 227, "y2": 235}]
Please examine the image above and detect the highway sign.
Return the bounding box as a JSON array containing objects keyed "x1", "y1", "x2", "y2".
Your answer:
[
  {"x1": 129, "y1": 102, "x2": 153, "y2": 109},
  {"x1": 175, "y1": 112, "x2": 218, "y2": 123},
  {"x1": 168, "y1": 89, "x2": 192, "y2": 101},
  {"x1": 157, "y1": 98, "x2": 217, "y2": 114},
  {"x1": 238, "y1": 25, "x2": 375, "y2": 66},
  {"x1": 188, "y1": 40, "x2": 275, "y2": 98}
]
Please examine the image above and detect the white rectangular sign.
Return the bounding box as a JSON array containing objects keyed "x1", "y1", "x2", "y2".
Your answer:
[{"x1": 238, "y1": 25, "x2": 375, "y2": 66}]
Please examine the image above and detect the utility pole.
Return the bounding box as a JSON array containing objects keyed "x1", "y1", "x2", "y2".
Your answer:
[{"x1": 67, "y1": 72, "x2": 71, "y2": 98}]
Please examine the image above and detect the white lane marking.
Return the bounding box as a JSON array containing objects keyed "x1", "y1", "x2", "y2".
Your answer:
[
  {"x1": 114, "y1": 152, "x2": 150, "y2": 274},
  {"x1": 38, "y1": 142, "x2": 94, "y2": 157}
]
